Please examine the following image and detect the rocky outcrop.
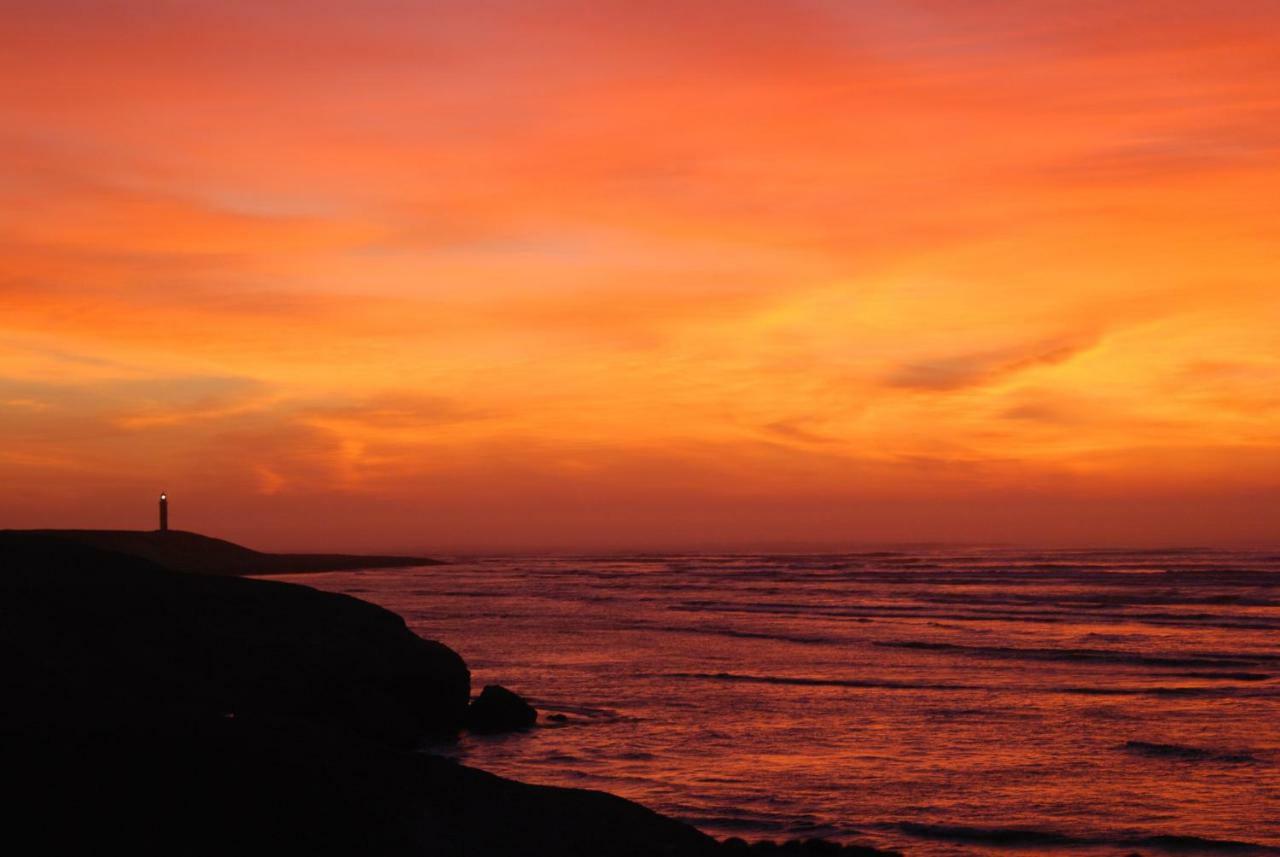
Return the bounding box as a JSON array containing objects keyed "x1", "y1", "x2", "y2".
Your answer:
[
  {"x1": 415, "y1": 755, "x2": 717, "y2": 857},
  {"x1": 467, "y1": 684, "x2": 539, "y2": 733},
  {"x1": 10, "y1": 710, "x2": 722, "y2": 857},
  {"x1": 0, "y1": 533, "x2": 901, "y2": 857},
  {"x1": 1, "y1": 532, "x2": 469, "y2": 745},
  {"x1": 0, "y1": 534, "x2": 717, "y2": 857}
]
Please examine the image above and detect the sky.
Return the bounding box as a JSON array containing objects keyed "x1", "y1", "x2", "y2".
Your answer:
[{"x1": 2, "y1": 0, "x2": 1279, "y2": 551}]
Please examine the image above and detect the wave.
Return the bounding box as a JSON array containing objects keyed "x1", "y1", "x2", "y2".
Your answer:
[
  {"x1": 922, "y1": 706, "x2": 1039, "y2": 721},
  {"x1": 668, "y1": 601, "x2": 1280, "y2": 632},
  {"x1": 658, "y1": 672, "x2": 984, "y2": 691},
  {"x1": 1137, "y1": 834, "x2": 1279, "y2": 852},
  {"x1": 894, "y1": 822, "x2": 1077, "y2": 846},
  {"x1": 674, "y1": 811, "x2": 838, "y2": 835},
  {"x1": 613, "y1": 750, "x2": 656, "y2": 761},
  {"x1": 657, "y1": 672, "x2": 1274, "y2": 699},
  {"x1": 680, "y1": 626, "x2": 838, "y2": 645},
  {"x1": 911, "y1": 590, "x2": 1280, "y2": 608},
  {"x1": 1052, "y1": 685, "x2": 1276, "y2": 698},
  {"x1": 895, "y1": 821, "x2": 1270, "y2": 851},
  {"x1": 875, "y1": 640, "x2": 1278, "y2": 668},
  {"x1": 618, "y1": 622, "x2": 840, "y2": 646},
  {"x1": 534, "y1": 702, "x2": 619, "y2": 720},
  {"x1": 1122, "y1": 741, "x2": 1258, "y2": 764}
]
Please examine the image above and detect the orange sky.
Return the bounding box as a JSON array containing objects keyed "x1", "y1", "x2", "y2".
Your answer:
[{"x1": 3, "y1": 1, "x2": 1279, "y2": 550}]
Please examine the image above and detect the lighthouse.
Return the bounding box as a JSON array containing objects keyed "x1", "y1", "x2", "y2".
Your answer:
[{"x1": 159, "y1": 492, "x2": 169, "y2": 532}]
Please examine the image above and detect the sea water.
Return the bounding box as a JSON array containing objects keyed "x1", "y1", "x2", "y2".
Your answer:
[{"x1": 275, "y1": 549, "x2": 1280, "y2": 855}]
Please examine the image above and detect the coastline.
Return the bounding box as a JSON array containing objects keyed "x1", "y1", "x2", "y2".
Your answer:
[
  {"x1": 1, "y1": 531, "x2": 900, "y2": 857},
  {"x1": 4, "y1": 528, "x2": 443, "y2": 574}
]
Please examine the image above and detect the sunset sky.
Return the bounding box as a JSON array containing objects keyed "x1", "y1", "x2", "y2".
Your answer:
[{"x1": 3, "y1": 1, "x2": 1279, "y2": 550}]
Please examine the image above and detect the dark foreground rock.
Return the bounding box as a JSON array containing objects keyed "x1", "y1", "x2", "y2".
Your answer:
[
  {"x1": 468, "y1": 683, "x2": 539, "y2": 733},
  {"x1": 4, "y1": 527, "x2": 442, "y2": 574},
  {"x1": 9, "y1": 713, "x2": 716, "y2": 857},
  {"x1": 0, "y1": 532, "x2": 469, "y2": 745},
  {"x1": 0, "y1": 534, "x2": 899, "y2": 857}
]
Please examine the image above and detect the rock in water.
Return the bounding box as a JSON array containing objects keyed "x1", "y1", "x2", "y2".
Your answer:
[{"x1": 466, "y1": 683, "x2": 538, "y2": 732}]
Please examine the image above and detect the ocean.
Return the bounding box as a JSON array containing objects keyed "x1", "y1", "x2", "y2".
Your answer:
[{"x1": 275, "y1": 549, "x2": 1280, "y2": 855}]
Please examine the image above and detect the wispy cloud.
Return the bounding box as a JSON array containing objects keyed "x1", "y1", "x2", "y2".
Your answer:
[{"x1": 883, "y1": 334, "x2": 1101, "y2": 392}]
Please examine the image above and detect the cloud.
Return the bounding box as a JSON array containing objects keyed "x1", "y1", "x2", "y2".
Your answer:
[
  {"x1": 759, "y1": 419, "x2": 840, "y2": 446},
  {"x1": 1043, "y1": 117, "x2": 1280, "y2": 184},
  {"x1": 303, "y1": 393, "x2": 492, "y2": 429},
  {"x1": 1000, "y1": 401, "x2": 1076, "y2": 423},
  {"x1": 0, "y1": 374, "x2": 273, "y2": 437},
  {"x1": 884, "y1": 333, "x2": 1101, "y2": 392}
]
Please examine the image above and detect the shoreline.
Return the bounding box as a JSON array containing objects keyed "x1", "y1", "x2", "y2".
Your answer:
[
  {"x1": 4, "y1": 528, "x2": 443, "y2": 574},
  {"x1": 1, "y1": 531, "x2": 900, "y2": 857}
]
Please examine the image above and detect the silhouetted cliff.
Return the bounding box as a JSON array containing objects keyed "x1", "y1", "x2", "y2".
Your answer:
[
  {"x1": 5, "y1": 527, "x2": 441, "y2": 574},
  {"x1": 0, "y1": 533, "x2": 898, "y2": 857},
  {"x1": 1, "y1": 532, "x2": 469, "y2": 744}
]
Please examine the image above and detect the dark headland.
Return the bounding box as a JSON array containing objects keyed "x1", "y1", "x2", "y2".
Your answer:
[
  {"x1": 7, "y1": 527, "x2": 442, "y2": 574},
  {"x1": 0, "y1": 531, "x2": 899, "y2": 857}
]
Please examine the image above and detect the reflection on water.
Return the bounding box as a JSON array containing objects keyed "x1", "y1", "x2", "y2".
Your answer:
[{"x1": 276, "y1": 549, "x2": 1280, "y2": 855}]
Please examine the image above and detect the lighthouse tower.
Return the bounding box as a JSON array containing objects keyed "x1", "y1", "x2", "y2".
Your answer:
[{"x1": 159, "y1": 492, "x2": 169, "y2": 532}]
